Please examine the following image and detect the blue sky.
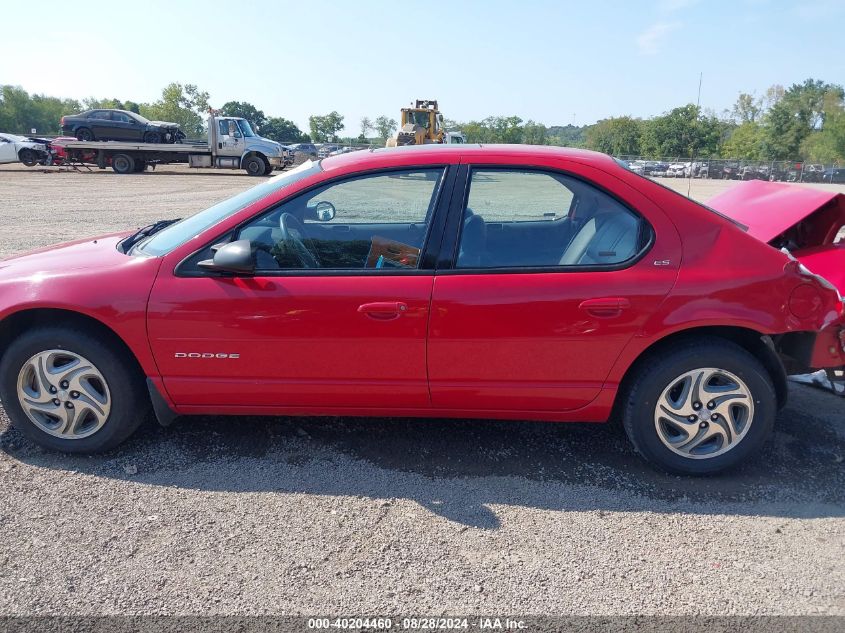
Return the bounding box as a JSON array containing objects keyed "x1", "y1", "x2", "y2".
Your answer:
[{"x1": 2, "y1": 0, "x2": 842, "y2": 135}]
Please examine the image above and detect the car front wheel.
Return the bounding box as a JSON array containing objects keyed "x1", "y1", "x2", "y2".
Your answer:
[
  {"x1": 244, "y1": 155, "x2": 265, "y2": 176},
  {"x1": 18, "y1": 149, "x2": 37, "y2": 167},
  {"x1": 622, "y1": 338, "x2": 776, "y2": 475},
  {"x1": 0, "y1": 326, "x2": 149, "y2": 452}
]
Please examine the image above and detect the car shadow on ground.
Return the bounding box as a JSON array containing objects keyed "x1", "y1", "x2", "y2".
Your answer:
[{"x1": 2, "y1": 385, "x2": 843, "y2": 528}]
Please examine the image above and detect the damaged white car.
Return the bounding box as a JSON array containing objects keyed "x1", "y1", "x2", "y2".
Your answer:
[{"x1": 0, "y1": 133, "x2": 50, "y2": 166}]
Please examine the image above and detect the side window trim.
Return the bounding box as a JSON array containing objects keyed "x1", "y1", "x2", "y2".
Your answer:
[
  {"x1": 175, "y1": 164, "x2": 457, "y2": 278},
  {"x1": 437, "y1": 164, "x2": 654, "y2": 274}
]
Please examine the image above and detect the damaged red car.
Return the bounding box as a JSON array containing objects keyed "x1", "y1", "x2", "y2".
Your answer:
[{"x1": 0, "y1": 145, "x2": 842, "y2": 474}]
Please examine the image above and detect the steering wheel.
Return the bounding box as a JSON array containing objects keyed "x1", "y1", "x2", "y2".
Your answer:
[{"x1": 278, "y1": 213, "x2": 319, "y2": 268}]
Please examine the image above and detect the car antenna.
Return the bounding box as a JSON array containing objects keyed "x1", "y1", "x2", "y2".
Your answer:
[{"x1": 688, "y1": 71, "x2": 703, "y2": 199}]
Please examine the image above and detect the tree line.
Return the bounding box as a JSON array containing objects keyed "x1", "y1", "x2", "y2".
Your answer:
[
  {"x1": 582, "y1": 79, "x2": 845, "y2": 162},
  {"x1": 1, "y1": 78, "x2": 843, "y2": 162}
]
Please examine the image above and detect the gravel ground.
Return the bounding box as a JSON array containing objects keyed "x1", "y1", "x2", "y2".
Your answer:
[{"x1": 0, "y1": 163, "x2": 843, "y2": 616}]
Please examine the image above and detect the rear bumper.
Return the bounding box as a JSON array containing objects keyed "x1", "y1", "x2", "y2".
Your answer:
[
  {"x1": 809, "y1": 325, "x2": 845, "y2": 369},
  {"x1": 776, "y1": 325, "x2": 845, "y2": 374}
]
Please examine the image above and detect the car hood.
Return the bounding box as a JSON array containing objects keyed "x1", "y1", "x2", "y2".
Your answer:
[
  {"x1": 708, "y1": 180, "x2": 845, "y2": 295},
  {"x1": 0, "y1": 232, "x2": 135, "y2": 278},
  {"x1": 148, "y1": 120, "x2": 180, "y2": 128}
]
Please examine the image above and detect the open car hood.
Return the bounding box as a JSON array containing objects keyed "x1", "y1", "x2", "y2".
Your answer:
[{"x1": 708, "y1": 180, "x2": 845, "y2": 295}]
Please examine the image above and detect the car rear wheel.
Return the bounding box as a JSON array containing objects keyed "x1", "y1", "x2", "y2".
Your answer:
[
  {"x1": 621, "y1": 338, "x2": 776, "y2": 475},
  {"x1": 0, "y1": 327, "x2": 149, "y2": 453},
  {"x1": 111, "y1": 153, "x2": 135, "y2": 174},
  {"x1": 76, "y1": 128, "x2": 94, "y2": 141},
  {"x1": 143, "y1": 132, "x2": 161, "y2": 143}
]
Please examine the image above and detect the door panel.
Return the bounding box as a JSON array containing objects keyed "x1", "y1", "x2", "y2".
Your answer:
[
  {"x1": 0, "y1": 138, "x2": 16, "y2": 163},
  {"x1": 148, "y1": 275, "x2": 434, "y2": 408},
  {"x1": 428, "y1": 267, "x2": 676, "y2": 410},
  {"x1": 109, "y1": 112, "x2": 140, "y2": 140},
  {"x1": 90, "y1": 112, "x2": 113, "y2": 138},
  {"x1": 216, "y1": 118, "x2": 244, "y2": 157},
  {"x1": 147, "y1": 166, "x2": 455, "y2": 411}
]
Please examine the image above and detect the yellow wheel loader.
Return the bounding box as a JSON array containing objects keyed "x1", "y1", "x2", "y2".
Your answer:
[{"x1": 386, "y1": 100, "x2": 450, "y2": 147}]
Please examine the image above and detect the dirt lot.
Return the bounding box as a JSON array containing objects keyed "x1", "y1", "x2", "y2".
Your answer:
[{"x1": 0, "y1": 163, "x2": 843, "y2": 616}]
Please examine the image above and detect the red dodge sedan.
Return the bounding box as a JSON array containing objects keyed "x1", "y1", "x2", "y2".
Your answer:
[{"x1": 1, "y1": 145, "x2": 843, "y2": 474}]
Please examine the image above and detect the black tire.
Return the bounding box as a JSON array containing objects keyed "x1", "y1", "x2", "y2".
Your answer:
[
  {"x1": 76, "y1": 127, "x2": 94, "y2": 141},
  {"x1": 244, "y1": 155, "x2": 265, "y2": 176},
  {"x1": 18, "y1": 148, "x2": 37, "y2": 167},
  {"x1": 0, "y1": 326, "x2": 149, "y2": 453},
  {"x1": 143, "y1": 131, "x2": 161, "y2": 143},
  {"x1": 263, "y1": 160, "x2": 275, "y2": 176},
  {"x1": 621, "y1": 338, "x2": 776, "y2": 475},
  {"x1": 111, "y1": 153, "x2": 135, "y2": 174}
]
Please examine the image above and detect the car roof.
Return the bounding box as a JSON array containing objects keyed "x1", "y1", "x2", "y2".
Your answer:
[
  {"x1": 83, "y1": 108, "x2": 136, "y2": 115},
  {"x1": 320, "y1": 143, "x2": 619, "y2": 171}
]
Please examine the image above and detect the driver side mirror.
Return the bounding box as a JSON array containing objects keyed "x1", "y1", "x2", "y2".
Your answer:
[{"x1": 198, "y1": 239, "x2": 255, "y2": 275}]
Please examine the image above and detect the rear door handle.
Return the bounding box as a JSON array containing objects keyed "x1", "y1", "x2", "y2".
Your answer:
[
  {"x1": 578, "y1": 297, "x2": 630, "y2": 318},
  {"x1": 357, "y1": 301, "x2": 408, "y2": 320}
]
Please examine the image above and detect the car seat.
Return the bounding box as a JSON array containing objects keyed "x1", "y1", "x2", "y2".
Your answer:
[
  {"x1": 559, "y1": 210, "x2": 639, "y2": 266},
  {"x1": 457, "y1": 210, "x2": 487, "y2": 267}
]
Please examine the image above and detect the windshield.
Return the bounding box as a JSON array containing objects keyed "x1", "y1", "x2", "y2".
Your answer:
[
  {"x1": 237, "y1": 119, "x2": 256, "y2": 137},
  {"x1": 131, "y1": 112, "x2": 150, "y2": 124},
  {"x1": 408, "y1": 110, "x2": 430, "y2": 129},
  {"x1": 135, "y1": 160, "x2": 322, "y2": 256}
]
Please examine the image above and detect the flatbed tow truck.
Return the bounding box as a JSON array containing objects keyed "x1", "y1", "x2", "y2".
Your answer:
[{"x1": 60, "y1": 114, "x2": 287, "y2": 176}]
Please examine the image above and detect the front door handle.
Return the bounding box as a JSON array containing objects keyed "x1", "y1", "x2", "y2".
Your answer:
[
  {"x1": 578, "y1": 297, "x2": 630, "y2": 318},
  {"x1": 357, "y1": 301, "x2": 408, "y2": 320}
]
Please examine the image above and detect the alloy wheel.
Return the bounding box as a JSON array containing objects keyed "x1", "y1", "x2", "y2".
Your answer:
[
  {"x1": 654, "y1": 367, "x2": 754, "y2": 459},
  {"x1": 16, "y1": 350, "x2": 111, "y2": 439}
]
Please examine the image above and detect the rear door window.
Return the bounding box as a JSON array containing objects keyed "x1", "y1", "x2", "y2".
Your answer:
[{"x1": 456, "y1": 168, "x2": 645, "y2": 269}]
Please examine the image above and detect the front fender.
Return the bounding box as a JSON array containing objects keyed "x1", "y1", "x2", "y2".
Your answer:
[{"x1": 0, "y1": 236, "x2": 164, "y2": 376}]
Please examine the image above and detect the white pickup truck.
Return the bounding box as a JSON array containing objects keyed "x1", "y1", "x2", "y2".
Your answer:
[{"x1": 61, "y1": 115, "x2": 288, "y2": 176}]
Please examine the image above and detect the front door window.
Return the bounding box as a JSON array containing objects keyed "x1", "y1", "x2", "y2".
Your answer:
[{"x1": 235, "y1": 168, "x2": 445, "y2": 271}]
